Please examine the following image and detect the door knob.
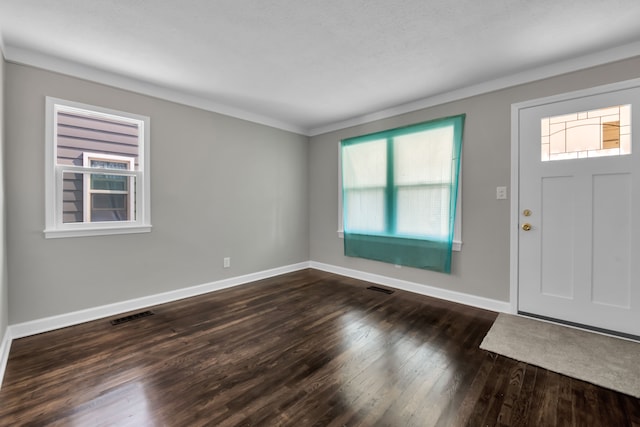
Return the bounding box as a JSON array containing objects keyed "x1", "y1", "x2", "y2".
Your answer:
[{"x1": 522, "y1": 223, "x2": 532, "y2": 231}]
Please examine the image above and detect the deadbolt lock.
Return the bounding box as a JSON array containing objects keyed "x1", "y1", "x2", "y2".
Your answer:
[{"x1": 523, "y1": 209, "x2": 532, "y2": 217}]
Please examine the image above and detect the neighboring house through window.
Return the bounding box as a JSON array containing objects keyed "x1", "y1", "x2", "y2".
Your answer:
[{"x1": 45, "y1": 97, "x2": 151, "y2": 238}]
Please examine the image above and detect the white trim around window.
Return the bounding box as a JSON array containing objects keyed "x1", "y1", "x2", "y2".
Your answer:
[{"x1": 44, "y1": 97, "x2": 151, "y2": 238}]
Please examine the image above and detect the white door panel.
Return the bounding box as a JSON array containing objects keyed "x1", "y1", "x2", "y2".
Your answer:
[{"x1": 517, "y1": 84, "x2": 640, "y2": 337}]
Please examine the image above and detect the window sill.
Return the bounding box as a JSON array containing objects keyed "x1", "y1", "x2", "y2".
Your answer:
[
  {"x1": 44, "y1": 224, "x2": 152, "y2": 239},
  {"x1": 337, "y1": 230, "x2": 462, "y2": 251}
]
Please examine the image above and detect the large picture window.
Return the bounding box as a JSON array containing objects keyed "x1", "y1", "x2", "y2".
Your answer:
[
  {"x1": 340, "y1": 115, "x2": 464, "y2": 273},
  {"x1": 45, "y1": 97, "x2": 151, "y2": 238}
]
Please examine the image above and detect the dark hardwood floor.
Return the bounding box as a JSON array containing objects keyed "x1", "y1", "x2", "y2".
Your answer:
[{"x1": 0, "y1": 269, "x2": 638, "y2": 426}]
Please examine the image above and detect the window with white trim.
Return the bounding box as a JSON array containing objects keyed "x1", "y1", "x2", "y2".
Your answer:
[
  {"x1": 338, "y1": 123, "x2": 463, "y2": 252},
  {"x1": 45, "y1": 97, "x2": 151, "y2": 238}
]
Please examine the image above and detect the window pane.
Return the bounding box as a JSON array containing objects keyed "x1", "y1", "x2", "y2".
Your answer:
[
  {"x1": 90, "y1": 160, "x2": 129, "y2": 170},
  {"x1": 345, "y1": 189, "x2": 385, "y2": 233},
  {"x1": 62, "y1": 172, "x2": 84, "y2": 223},
  {"x1": 56, "y1": 110, "x2": 140, "y2": 168},
  {"x1": 91, "y1": 194, "x2": 129, "y2": 221},
  {"x1": 396, "y1": 186, "x2": 449, "y2": 238},
  {"x1": 92, "y1": 193, "x2": 127, "y2": 209},
  {"x1": 342, "y1": 139, "x2": 387, "y2": 188},
  {"x1": 91, "y1": 174, "x2": 129, "y2": 191},
  {"x1": 394, "y1": 126, "x2": 454, "y2": 185}
]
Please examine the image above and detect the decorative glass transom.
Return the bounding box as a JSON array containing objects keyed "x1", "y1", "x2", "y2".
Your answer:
[{"x1": 541, "y1": 105, "x2": 631, "y2": 162}]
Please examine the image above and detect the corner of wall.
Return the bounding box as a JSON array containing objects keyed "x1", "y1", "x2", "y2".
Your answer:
[
  {"x1": 0, "y1": 25, "x2": 5, "y2": 60},
  {"x1": 0, "y1": 43, "x2": 9, "y2": 388},
  {"x1": 0, "y1": 328, "x2": 11, "y2": 389}
]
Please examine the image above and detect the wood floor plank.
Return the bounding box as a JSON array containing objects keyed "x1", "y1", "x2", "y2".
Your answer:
[
  {"x1": 446, "y1": 352, "x2": 497, "y2": 427},
  {"x1": 622, "y1": 393, "x2": 640, "y2": 427},
  {"x1": 555, "y1": 374, "x2": 575, "y2": 427},
  {"x1": 0, "y1": 269, "x2": 637, "y2": 426},
  {"x1": 496, "y1": 360, "x2": 527, "y2": 426},
  {"x1": 507, "y1": 363, "x2": 538, "y2": 427}
]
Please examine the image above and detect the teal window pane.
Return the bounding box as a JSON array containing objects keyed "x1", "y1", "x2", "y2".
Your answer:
[
  {"x1": 394, "y1": 126, "x2": 453, "y2": 185},
  {"x1": 396, "y1": 186, "x2": 449, "y2": 238},
  {"x1": 342, "y1": 139, "x2": 387, "y2": 188},
  {"x1": 344, "y1": 188, "x2": 386, "y2": 233}
]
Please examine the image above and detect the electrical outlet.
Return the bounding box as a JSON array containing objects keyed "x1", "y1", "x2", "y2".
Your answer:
[
  {"x1": 223, "y1": 257, "x2": 231, "y2": 268},
  {"x1": 496, "y1": 186, "x2": 508, "y2": 200}
]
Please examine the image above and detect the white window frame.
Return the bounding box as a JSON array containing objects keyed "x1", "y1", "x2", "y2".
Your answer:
[
  {"x1": 44, "y1": 97, "x2": 151, "y2": 238},
  {"x1": 337, "y1": 141, "x2": 463, "y2": 251}
]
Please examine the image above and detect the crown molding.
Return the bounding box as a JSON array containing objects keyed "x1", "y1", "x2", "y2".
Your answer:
[
  {"x1": 307, "y1": 40, "x2": 640, "y2": 136},
  {"x1": 3, "y1": 39, "x2": 640, "y2": 137},
  {"x1": 3, "y1": 45, "x2": 307, "y2": 136}
]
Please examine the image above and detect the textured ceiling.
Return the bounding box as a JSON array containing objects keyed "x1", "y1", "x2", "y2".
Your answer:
[{"x1": 1, "y1": 0, "x2": 640, "y2": 135}]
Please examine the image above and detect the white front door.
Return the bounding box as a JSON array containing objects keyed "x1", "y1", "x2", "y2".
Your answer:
[{"x1": 516, "y1": 81, "x2": 640, "y2": 337}]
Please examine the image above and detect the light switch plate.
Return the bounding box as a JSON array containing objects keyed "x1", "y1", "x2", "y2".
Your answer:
[{"x1": 496, "y1": 186, "x2": 508, "y2": 200}]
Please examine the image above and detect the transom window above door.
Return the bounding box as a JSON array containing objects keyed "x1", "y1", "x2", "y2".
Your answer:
[{"x1": 541, "y1": 104, "x2": 631, "y2": 161}]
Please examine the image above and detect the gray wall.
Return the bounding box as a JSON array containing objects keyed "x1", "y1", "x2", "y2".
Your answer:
[
  {"x1": 0, "y1": 54, "x2": 7, "y2": 339},
  {"x1": 5, "y1": 55, "x2": 640, "y2": 325},
  {"x1": 309, "y1": 56, "x2": 640, "y2": 302},
  {"x1": 6, "y1": 63, "x2": 309, "y2": 324}
]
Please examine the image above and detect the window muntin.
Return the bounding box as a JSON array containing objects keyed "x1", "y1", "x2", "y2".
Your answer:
[
  {"x1": 541, "y1": 104, "x2": 631, "y2": 161},
  {"x1": 45, "y1": 98, "x2": 151, "y2": 238}
]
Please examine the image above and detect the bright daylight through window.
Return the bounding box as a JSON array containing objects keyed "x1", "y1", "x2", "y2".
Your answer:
[
  {"x1": 340, "y1": 115, "x2": 464, "y2": 273},
  {"x1": 44, "y1": 98, "x2": 151, "y2": 238}
]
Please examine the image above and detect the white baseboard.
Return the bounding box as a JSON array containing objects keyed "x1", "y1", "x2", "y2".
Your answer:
[
  {"x1": 8, "y1": 260, "x2": 510, "y2": 340},
  {"x1": 0, "y1": 327, "x2": 12, "y2": 388},
  {"x1": 309, "y1": 261, "x2": 511, "y2": 313},
  {"x1": 9, "y1": 262, "x2": 311, "y2": 340},
  {"x1": 2, "y1": 259, "x2": 510, "y2": 389}
]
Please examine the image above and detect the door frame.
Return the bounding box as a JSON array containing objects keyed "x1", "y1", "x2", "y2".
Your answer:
[{"x1": 509, "y1": 77, "x2": 640, "y2": 315}]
